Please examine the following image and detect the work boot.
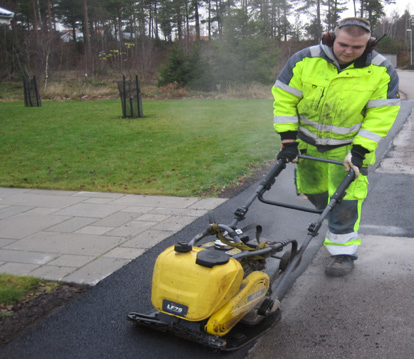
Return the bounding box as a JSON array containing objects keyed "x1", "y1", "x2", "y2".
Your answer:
[{"x1": 325, "y1": 255, "x2": 355, "y2": 277}]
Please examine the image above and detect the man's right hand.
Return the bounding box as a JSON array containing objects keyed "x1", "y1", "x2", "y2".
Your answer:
[{"x1": 277, "y1": 142, "x2": 299, "y2": 162}]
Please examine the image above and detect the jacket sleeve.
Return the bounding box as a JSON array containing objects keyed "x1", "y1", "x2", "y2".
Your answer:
[
  {"x1": 353, "y1": 53, "x2": 401, "y2": 153},
  {"x1": 272, "y1": 49, "x2": 309, "y2": 135}
]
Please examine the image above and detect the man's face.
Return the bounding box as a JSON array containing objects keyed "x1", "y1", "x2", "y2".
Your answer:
[{"x1": 333, "y1": 30, "x2": 369, "y2": 65}]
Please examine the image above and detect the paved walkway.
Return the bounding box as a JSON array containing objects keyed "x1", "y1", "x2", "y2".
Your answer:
[{"x1": 0, "y1": 189, "x2": 227, "y2": 285}]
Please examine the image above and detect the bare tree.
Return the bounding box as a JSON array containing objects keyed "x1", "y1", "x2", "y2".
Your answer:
[{"x1": 84, "y1": 0, "x2": 91, "y2": 75}]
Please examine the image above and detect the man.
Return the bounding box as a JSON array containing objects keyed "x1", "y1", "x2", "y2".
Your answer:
[{"x1": 272, "y1": 17, "x2": 400, "y2": 276}]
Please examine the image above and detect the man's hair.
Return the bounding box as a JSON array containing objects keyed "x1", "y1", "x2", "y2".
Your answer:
[{"x1": 335, "y1": 17, "x2": 371, "y2": 39}]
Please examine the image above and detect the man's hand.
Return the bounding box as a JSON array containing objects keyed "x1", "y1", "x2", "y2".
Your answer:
[
  {"x1": 343, "y1": 145, "x2": 369, "y2": 178},
  {"x1": 277, "y1": 141, "x2": 299, "y2": 163}
]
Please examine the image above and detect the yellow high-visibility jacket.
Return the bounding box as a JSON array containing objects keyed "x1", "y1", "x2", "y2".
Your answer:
[{"x1": 272, "y1": 43, "x2": 401, "y2": 165}]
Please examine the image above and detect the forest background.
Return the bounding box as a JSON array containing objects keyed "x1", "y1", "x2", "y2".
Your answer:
[{"x1": 0, "y1": 0, "x2": 413, "y2": 100}]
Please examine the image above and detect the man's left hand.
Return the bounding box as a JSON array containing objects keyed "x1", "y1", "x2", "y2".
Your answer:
[{"x1": 343, "y1": 145, "x2": 369, "y2": 178}]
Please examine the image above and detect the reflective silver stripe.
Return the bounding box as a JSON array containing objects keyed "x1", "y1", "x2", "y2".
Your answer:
[
  {"x1": 273, "y1": 116, "x2": 298, "y2": 124},
  {"x1": 274, "y1": 80, "x2": 303, "y2": 98},
  {"x1": 367, "y1": 98, "x2": 401, "y2": 108},
  {"x1": 371, "y1": 53, "x2": 386, "y2": 66},
  {"x1": 357, "y1": 129, "x2": 382, "y2": 143},
  {"x1": 300, "y1": 116, "x2": 361, "y2": 135},
  {"x1": 324, "y1": 231, "x2": 360, "y2": 256},
  {"x1": 309, "y1": 45, "x2": 320, "y2": 57},
  {"x1": 299, "y1": 126, "x2": 353, "y2": 145},
  {"x1": 326, "y1": 123, "x2": 360, "y2": 135},
  {"x1": 326, "y1": 230, "x2": 359, "y2": 244}
]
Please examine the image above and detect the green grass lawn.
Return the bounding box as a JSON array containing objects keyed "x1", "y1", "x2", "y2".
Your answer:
[{"x1": 0, "y1": 98, "x2": 279, "y2": 197}]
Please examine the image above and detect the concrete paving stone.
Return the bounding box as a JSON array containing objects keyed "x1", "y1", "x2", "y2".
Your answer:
[
  {"x1": 75, "y1": 226, "x2": 113, "y2": 235},
  {"x1": 26, "y1": 207, "x2": 60, "y2": 215},
  {"x1": 47, "y1": 254, "x2": 95, "y2": 268},
  {"x1": 81, "y1": 198, "x2": 116, "y2": 204},
  {"x1": 110, "y1": 194, "x2": 199, "y2": 208},
  {"x1": 54, "y1": 203, "x2": 126, "y2": 218},
  {"x1": 0, "y1": 193, "x2": 85, "y2": 208},
  {"x1": 5, "y1": 232, "x2": 126, "y2": 256},
  {"x1": 0, "y1": 187, "x2": 27, "y2": 199},
  {"x1": 0, "y1": 238, "x2": 15, "y2": 248},
  {"x1": 25, "y1": 189, "x2": 78, "y2": 196},
  {"x1": 122, "y1": 229, "x2": 173, "y2": 249},
  {"x1": 0, "y1": 205, "x2": 32, "y2": 220},
  {"x1": 188, "y1": 197, "x2": 228, "y2": 210},
  {"x1": 0, "y1": 213, "x2": 71, "y2": 239},
  {"x1": 103, "y1": 247, "x2": 145, "y2": 259},
  {"x1": 29, "y1": 265, "x2": 77, "y2": 282},
  {"x1": 45, "y1": 217, "x2": 97, "y2": 233},
  {"x1": 0, "y1": 262, "x2": 40, "y2": 275},
  {"x1": 62, "y1": 257, "x2": 131, "y2": 285},
  {"x1": 150, "y1": 207, "x2": 208, "y2": 217},
  {"x1": 106, "y1": 220, "x2": 157, "y2": 237},
  {"x1": 152, "y1": 215, "x2": 197, "y2": 232},
  {"x1": 135, "y1": 213, "x2": 171, "y2": 222},
  {"x1": 92, "y1": 212, "x2": 141, "y2": 227},
  {"x1": 0, "y1": 249, "x2": 58, "y2": 265},
  {"x1": 74, "y1": 191, "x2": 125, "y2": 199},
  {"x1": 119, "y1": 206, "x2": 153, "y2": 214}
]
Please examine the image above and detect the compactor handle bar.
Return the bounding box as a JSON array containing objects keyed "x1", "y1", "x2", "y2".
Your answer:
[
  {"x1": 298, "y1": 154, "x2": 344, "y2": 166},
  {"x1": 230, "y1": 154, "x2": 354, "y2": 227},
  {"x1": 189, "y1": 155, "x2": 355, "y2": 246}
]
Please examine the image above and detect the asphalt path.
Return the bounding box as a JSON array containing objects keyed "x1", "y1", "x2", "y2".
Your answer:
[
  {"x1": 1, "y1": 76, "x2": 413, "y2": 359},
  {"x1": 1, "y1": 156, "x2": 317, "y2": 359}
]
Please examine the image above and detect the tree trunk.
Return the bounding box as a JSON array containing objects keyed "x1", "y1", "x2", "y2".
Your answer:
[
  {"x1": 176, "y1": 3, "x2": 183, "y2": 40},
  {"x1": 83, "y1": 0, "x2": 91, "y2": 75},
  {"x1": 46, "y1": 0, "x2": 53, "y2": 33},
  {"x1": 32, "y1": 0, "x2": 39, "y2": 44},
  {"x1": 316, "y1": 0, "x2": 321, "y2": 41},
  {"x1": 194, "y1": 0, "x2": 200, "y2": 41},
  {"x1": 72, "y1": 21, "x2": 77, "y2": 43}
]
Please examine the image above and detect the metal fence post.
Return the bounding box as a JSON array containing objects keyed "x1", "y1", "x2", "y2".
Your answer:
[
  {"x1": 117, "y1": 75, "x2": 144, "y2": 118},
  {"x1": 136, "y1": 75, "x2": 143, "y2": 118},
  {"x1": 23, "y1": 76, "x2": 41, "y2": 107}
]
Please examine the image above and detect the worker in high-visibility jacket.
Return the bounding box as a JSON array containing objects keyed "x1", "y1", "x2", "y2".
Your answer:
[{"x1": 272, "y1": 17, "x2": 401, "y2": 276}]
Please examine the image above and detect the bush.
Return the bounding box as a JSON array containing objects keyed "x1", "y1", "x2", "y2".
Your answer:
[{"x1": 157, "y1": 47, "x2": 193, "y2": 87}]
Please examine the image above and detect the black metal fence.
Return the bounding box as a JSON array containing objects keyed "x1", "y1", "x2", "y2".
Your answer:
[
  {"x1": 23, "y1": 76, "x2": 41, "y2": 107},
  {"x1": 117, "y1": 75, "x2": 143, "y2": 118}
]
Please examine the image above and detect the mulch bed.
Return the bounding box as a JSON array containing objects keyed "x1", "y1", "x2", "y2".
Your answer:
[{"x1": 0, "y1": 284, "x2": 89, "y2": 348}]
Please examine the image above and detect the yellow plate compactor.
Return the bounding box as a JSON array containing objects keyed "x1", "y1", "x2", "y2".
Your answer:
[{"x1": 127, "y1": 156, "x2": 355, "y2": 351}]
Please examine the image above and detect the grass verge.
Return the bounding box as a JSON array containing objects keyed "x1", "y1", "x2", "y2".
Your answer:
[{"x1": 0, "y1": 274, "x2": 60, "y2": 317}]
